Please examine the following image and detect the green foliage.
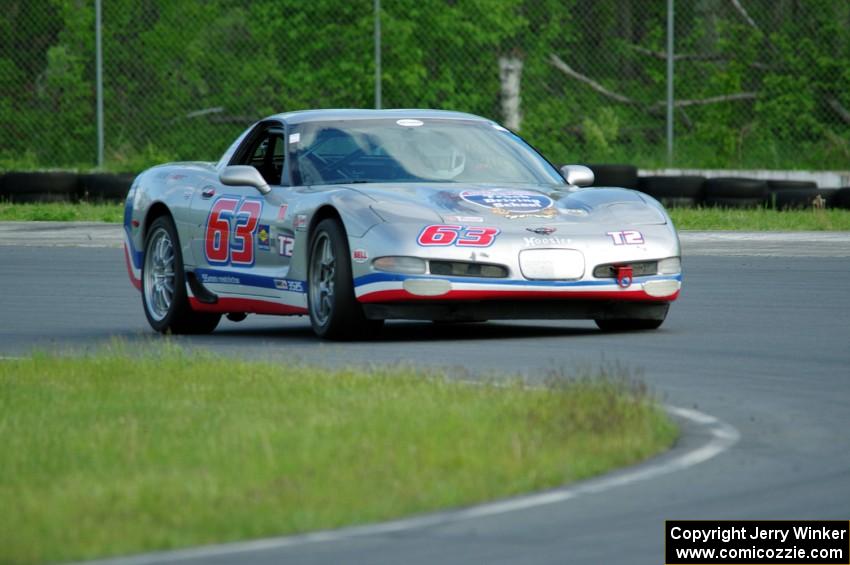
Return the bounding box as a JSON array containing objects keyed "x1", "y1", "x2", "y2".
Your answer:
[
  {"x1": 0, "y1": 0, "x2": 848, "y2": 170},
  {"x1": 581, "y1": 108, "x2": 621, "y2": 160}
]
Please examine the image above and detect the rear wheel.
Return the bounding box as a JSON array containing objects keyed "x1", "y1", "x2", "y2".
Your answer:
[
  {"x1": 142, "y1": 215, "x2": 220, "y2": 334},
  {"x1": 308, "y1": 218, "x2": 382, "y2": 340}
]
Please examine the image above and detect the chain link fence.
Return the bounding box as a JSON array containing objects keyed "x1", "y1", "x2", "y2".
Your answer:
[{"x1": 2, "y1": 0, "x2": 849, "y2": 172}]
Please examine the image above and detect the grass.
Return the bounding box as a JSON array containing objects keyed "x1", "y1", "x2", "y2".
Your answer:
[
  {"x1": 3, "y1": 201, "x2": 847, "y2": 230},
  {"x1": 0, "y1": 201, "x2": 123, "y2": 223},
  {"x1": 0, "y1": 346, "x2": 676, "y2": 564},
  {"x1": 668, "y1": 206, "x2": 850, "y2": 231}
]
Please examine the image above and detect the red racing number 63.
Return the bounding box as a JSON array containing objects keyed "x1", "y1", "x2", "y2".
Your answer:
[
  {"x1": 205, "y1": 197, "x2": 263, "y2": 266},
  {"x1": 417, "y1": 224, "x2": 499, "y2": 247}
]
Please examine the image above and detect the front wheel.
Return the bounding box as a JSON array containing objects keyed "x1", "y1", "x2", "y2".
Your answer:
[
  {"x1": 142, "y1": 215, "x2": 220, "y2": 334},
  {"x1": 307, "y1": 219, "x2": 382, "y2": 340}
]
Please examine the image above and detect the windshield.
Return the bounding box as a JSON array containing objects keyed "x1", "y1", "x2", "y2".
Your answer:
[{"x1": 289, "y1": 119, "x2": 565, "y2": 186}]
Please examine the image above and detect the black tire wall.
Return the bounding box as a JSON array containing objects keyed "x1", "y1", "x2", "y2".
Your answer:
[
  {"x1": 0, "y1": 172, "x2": 80, "y2": 203},
  {"x1": 703, "y1": 177, "x2": 768, "y2": 208},
  {"x1": 638, "y1": 175, "x2": 705, "y2": 207},
  {"x1": 586, "y1": 164, "x2": 639, "y2": 189}
]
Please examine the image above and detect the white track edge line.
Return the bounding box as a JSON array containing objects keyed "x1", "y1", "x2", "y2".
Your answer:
[{"x1": 84, "y1": 404, "x2": 739, "y2": 565}]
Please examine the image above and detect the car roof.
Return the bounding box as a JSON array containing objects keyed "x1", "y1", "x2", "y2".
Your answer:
[{"x1": 267, "y1": 108, "x2": 491, "y2": 126}]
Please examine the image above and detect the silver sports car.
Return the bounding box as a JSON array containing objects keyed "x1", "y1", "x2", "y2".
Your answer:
[{"x1": 124, "y1": 109, "x2": 681, "y2": 339}]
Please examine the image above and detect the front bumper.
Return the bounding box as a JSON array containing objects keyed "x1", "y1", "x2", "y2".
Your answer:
[{"x1": 354, "y1": 272, "x2": 682, "y2": 303}]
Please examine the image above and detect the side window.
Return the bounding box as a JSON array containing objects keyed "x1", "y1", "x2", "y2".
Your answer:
[
  {"x1": 232, "y1": 125, "x2": 285, "y2": 185},
  {"x1": 273, "y1": 134, "x2": 285, "y2": 174},
  {"x1": 250, "y1": 138, "x2": 271, "y2": 168}
]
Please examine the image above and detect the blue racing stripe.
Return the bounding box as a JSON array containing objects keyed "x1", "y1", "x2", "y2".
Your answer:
[
  {"x1": 124, "y1": 226, "x2": 143, "y2": 269},
  {"x1": 194, "y1": 268, "x2": 306, "y2": 291}
]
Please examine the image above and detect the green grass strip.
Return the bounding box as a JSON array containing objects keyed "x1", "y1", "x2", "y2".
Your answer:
[
  {"x1": 0, "y1": 201, "x2": 123, "y2": 223},
  {"x1": 0, "y1": 346, "x2": 676, "y2": 563},
  {"x1": 1, "y1": 202, "x2": 849, "y2": 230},
  {"x1": 668, "y1": 206, "x2": 850, "y2": 231}
]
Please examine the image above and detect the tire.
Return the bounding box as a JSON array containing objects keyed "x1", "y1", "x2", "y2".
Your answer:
[
  {"x1": 79, "y1": 173, "x2": 136, "y2": 202},
  {"x1": 828, "y1": 187, "x2": 850, "y2": 210},
  {"x1": 595, "y1": 317, "x2": 665, "y2": 332},
  {"x1": 307, "y1": 218, "x2": 383, "y2": 340},
  {"x1": 585, "y1": 164, "x2": 639, "y2": 189},
  {"x1": 142, "y1": 215, "x2": 220, "y2": 334},
  {"x1": 703, "y1": 177, "x2": 767, "y2": 208},
  {"x1": 0, "y1": 172, "x2": 79, "y2": 203},
  {"x1": 769, "y1": 189, "x2": 821, "y2": 210},
  {"x1": 766, "y1": 180, "x2": 817, "y2": 191},
  {"x1": 638, "y1": 175, "x2": 705, "y2": 199}
]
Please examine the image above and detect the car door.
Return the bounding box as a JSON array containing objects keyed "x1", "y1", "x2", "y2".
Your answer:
[{"x1": 189, "y1": 122, "x2": 294, "y2": 303}]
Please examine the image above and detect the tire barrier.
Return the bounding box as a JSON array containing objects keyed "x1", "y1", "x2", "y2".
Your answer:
[
  {"x1": 637, "y1": 175, "x2": 705, "y2": 207},
  {"x1": 0, "y1": 172, "x2": 80, "y2": 203},
  {"x1": 0, "y1": 172, "x2": 133, "y2": 203},
  {"x1": 766, "y1": 180, "x2": 817, "y2": 191},
  {"x1": 703, "y1": 177, "x2": 768, "y2": 208},
  {"x1": 830, "y1": 187, "x2": 850, "y2": 210},
  {"x1": 79, "y1": 173, "x2": 135, "y2": 201},
  {"x1": 586, "y1": 164, "x2": 639, "y2": 189},
  {"x1": 769, "y1": 188, "x2": 828, "y2": 210}
]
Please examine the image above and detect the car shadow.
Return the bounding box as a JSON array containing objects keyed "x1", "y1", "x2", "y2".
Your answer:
[{"x1": 210, "y1": 320, "x2": 601, "y2": 343}]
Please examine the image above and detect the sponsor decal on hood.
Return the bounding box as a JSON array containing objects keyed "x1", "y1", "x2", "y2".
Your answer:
[{"x1": 459, "y1": 189, "x2": 556, "y2": 219}]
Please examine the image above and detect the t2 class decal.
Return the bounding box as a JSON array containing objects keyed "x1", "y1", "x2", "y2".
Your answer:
[
  {"x1": 607, "y1": 230, "x2": 645, "y2": 245},
  {"x1": 459, "y1": 189, "x2": 556, "y2": 219},
  {"x1": 417, "y1": 225, "x2": 500, "y2": 247},
  {"x1": 204, "y1": 197, "x2": 263, "y2": 266},
  {"x1": 277, "y1": 235, "x2": 295, "y2": 257}
]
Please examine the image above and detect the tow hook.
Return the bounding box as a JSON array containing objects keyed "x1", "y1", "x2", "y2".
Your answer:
[{"x1": 616, "y1": 266, "x2": 633, "y2": 288}]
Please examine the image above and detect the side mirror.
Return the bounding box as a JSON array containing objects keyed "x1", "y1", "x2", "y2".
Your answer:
[
  {"x1": 219, "y1": 165, "x2": 271, "y2": 195},
  {"x1": 560, "y1": 165, "x2": 594, "y2": 187}
]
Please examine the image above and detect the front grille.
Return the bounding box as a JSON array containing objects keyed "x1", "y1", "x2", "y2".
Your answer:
[
  {"x1": 429, "y1": 260, "x2": 508, "y2": 278},
  {"x1": 593, "y1": 261, "x2": 657, "y2": 278}
]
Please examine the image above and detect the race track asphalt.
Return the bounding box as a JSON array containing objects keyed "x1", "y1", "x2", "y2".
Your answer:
[{"x1": 1, "y1": 239, "x2": 849, "y2": 564}]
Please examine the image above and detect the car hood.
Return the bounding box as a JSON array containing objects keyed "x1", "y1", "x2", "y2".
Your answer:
[{"x1": 342, "y1": 182, "x2": 667, "y2": 228}]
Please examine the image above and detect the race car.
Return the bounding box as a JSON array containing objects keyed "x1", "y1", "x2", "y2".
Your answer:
[{"x1": 124, "y1": 109, "x2": 682, "y2": 340}]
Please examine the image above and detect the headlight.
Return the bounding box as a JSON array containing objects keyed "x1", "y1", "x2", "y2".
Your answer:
[
  {"x1": 372, "y1": 256, "x2": 427, "y2": 274},
  {"x1": 657, "y1": 257, "x2": 681, "y2": 275}
]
